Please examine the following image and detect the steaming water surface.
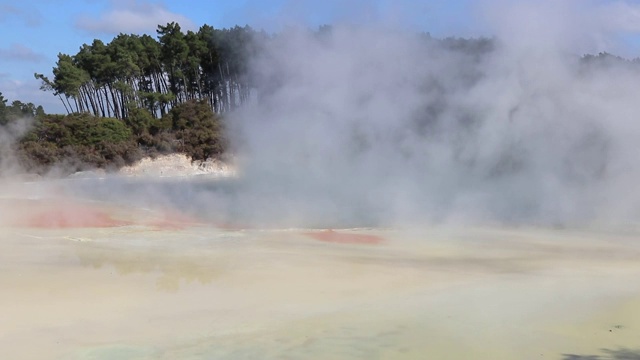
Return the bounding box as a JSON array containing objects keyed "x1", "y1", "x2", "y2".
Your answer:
[{"x1": 2, "y1": 182, "x2": 640, "y2": 360}]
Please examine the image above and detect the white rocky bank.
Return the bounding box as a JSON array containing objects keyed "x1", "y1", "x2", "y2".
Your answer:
[{"x1": 117, "y1": 154, "x2": 237, "y2": 178}]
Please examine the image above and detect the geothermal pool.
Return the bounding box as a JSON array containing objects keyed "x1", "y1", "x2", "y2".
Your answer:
[{"x1": 2, "y1": 180, "x2": 640, "y2": 360}]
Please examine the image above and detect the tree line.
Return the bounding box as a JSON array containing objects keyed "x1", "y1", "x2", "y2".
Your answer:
[
  {"x1": 35, "y1": 23, "x2": 262, "y2": 119},
  {"x1": 0, "y1": 92, "x2": 45, "y2": 125}
]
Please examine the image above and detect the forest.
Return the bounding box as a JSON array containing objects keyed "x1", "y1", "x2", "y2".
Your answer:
[
  {"x1": 1, "y1": 22, "x2": 638, "y2": 176},
  {"x1": 34, "y1": 23, "x2": 261, "y2": 119},
  {"x1": 2, "y1": 22, "x2": 254, "y2": 174}
]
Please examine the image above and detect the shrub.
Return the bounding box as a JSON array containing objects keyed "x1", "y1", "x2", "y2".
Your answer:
[
  {"x1": 165, "y1": 100, "x2": 226, "y2": 161},
  {"x1": 17, "y1": 113, "x2": 137, "y2": 173},
  {"x1": 124, "y1": 106, "x2": 153, "y2": 136}
]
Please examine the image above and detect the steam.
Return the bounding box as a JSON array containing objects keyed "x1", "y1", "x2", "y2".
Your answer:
[
  {"x1": 0, "y1": 119, "x2": 31, "y2": 177},
  {"x1": 39, "y1": 1, "x2": 640, "y2": 228},
  {"x1": 0, "y1": 118, "x2": 35, "y2": 228},
  {"x1": 217, "y1": 2, "x2": 640, "y2": 227}
]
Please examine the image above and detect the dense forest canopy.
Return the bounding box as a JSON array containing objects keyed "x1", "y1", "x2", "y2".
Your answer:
[{"x1": 35, "y1": 23, "x2": 262, "y2": 119}]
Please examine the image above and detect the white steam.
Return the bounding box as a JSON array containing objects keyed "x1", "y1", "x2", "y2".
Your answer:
[
  {"x1": 216, "y1": 2, "x2": 640, "y2": 227},
  {"x1": 0, "y1": 119, "x2": 31, "y2": 177},
  {"x1": 59, "y1": 1, "x2": 640, "y2": 228}
]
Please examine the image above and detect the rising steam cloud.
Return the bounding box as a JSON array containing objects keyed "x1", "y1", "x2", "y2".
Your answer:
[
  {"x1": 63, "y1": 1, "x2": 640, "y2": 228},
  {"x1": 215, "y1": 1, "x2": 640, "y2": 227}
]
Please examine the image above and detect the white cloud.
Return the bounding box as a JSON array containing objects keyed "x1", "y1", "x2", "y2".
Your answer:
[
  {"x1": 0, "y1": 44, "x2": 46, "y2": 62},
  {"x1": 75, "y1": 0, "x2": 196, "y2": 35},
  {"x1": 0, "y1": 4, "x2": 43, "y2": 27}
]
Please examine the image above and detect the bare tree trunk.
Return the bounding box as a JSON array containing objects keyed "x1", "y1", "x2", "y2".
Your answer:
[
  {"x1": 103, "y1": 87, "x2": 114, "y2": 117},
  {"x1": 109, "y1": 85, "x2": 120, "y2": 119},
  {"x1": 58, "y1": 95, "x2": 70, "y2": 114}
]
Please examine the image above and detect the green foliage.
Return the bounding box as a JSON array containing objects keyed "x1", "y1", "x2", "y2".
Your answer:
[
  {"x1": 53, "y1": 53, "x2": 90, "y2": 98},
  {"x1": 38, "y1": 21, "x2": 257, "y2": 118},
  {"x1": 50, "y1": 113, "x2": 132, "y2": 146},
  {"x1": 16, "y1": 141, "x2": 61, "y2": 169},
  {"x1": 17, "y1": 113, "x2": 140, "y2": 173},
  {"x1": 165, "y1": 100, "x2": 226, "y2": 160},
  {"x1": 0, "y1": 92, "x2": 44, "y2": 125},
  {"x1": 148, "y1": 115, "x2": 173, "y2": 135},
  {"x1": 124, "y1": 106, "x2": 153, "y2": 135}
]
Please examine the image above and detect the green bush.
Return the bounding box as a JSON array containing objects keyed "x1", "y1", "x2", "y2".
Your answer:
[
  {"x1": 124, "y1": 106, "x2": 153, "y2": 136},
  {"x1": 17, "y1": 113, "x2": 137, "y2": 173},
  {"x1": 62, "y1": 113, "x2": 132, "y2": 146},
  {"x1": 165, "y1": 100, "x2": 226, "y2": 161},
  {"x1": 15, "y1": 101, "x2": 228, "y2": 174}
]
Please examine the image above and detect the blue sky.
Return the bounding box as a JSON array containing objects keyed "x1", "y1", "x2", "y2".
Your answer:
[{"x1": 0, "y1": 0, "x2": 639, "y2": 114}]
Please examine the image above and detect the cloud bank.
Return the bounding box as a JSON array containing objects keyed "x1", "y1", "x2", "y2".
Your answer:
[
  {"x1": 0, "y1": 44, "x2": 46, "y2": 62},
  {"x1": 0, "y1": 4, "x2": 43, "y2": 27},
  {"x1": 75, "y1": 0, "x2": 196, "y2": 35}
]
